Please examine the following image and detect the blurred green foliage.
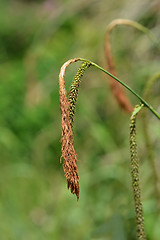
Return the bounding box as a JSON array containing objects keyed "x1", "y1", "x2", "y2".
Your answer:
[{"x1": 0, "y1": 0, "x2": 160, "y2": 239}]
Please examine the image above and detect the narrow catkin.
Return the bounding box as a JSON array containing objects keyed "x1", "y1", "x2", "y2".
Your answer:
[
  {"x1": 68, "y1": 61, "x2": 91, "y2": 127},
  {"x1": 130, "y1": 112, "x2": 146, "y2": 240}
]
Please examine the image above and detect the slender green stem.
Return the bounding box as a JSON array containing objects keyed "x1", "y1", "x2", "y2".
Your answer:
[{"x1": 77, "y1": 58, "x2": 160, "y2": 120}]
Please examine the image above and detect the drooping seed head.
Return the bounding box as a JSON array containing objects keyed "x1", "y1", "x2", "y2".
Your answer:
[{"x1": 59, "y1": 58, "x2": 80, "y2": 200}]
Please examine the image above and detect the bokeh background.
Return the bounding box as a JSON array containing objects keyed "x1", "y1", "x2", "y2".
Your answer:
[{"x1": 0, "y1": 0, "x2": 160, "y2": 239}]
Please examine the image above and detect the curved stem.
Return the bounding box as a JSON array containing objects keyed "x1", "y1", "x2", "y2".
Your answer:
[
  {"x1": 78, "y1": 58, "x2": 160, "y2": 120},
  {"x1": 104, "y1": 19, "x2": 159, "y2": 113},
  {"x1": 59, "y1": 58, "x2": 160, "y2": 120}
]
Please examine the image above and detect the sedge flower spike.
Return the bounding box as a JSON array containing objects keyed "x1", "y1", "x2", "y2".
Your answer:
[{"x1": 130, "y1": 104, "x2": 146, "y2": 240}]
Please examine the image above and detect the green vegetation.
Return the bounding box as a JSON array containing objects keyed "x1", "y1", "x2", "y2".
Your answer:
[{"x1": 0, "y1": 0, "x2": 160, "y2": 239}]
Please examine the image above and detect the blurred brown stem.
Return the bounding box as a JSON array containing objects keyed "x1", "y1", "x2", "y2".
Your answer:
[{"x1": 105, "y1": 19, "x2": 158, "y2": 113}]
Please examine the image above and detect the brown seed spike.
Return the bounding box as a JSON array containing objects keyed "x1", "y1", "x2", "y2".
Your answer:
[{"x1": 59, "y1": 58, "x2": 81, "y2": 200}]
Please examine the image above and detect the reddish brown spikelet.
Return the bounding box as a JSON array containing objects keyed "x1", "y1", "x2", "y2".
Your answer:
[
  {"x1": 59, "y1": 58, "x2": 80, "y2": 200},
  {"x1": 105, "y1": 21, "x2": 133, "y2": 113}
]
